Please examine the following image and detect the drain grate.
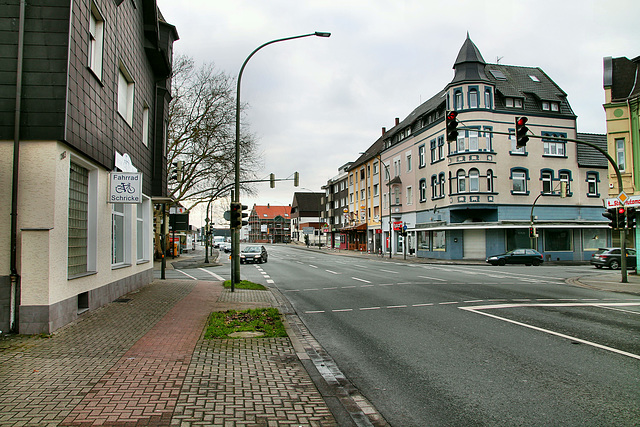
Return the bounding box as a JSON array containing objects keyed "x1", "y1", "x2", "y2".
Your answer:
[{"x1": 114, "y1": 298, "x2": 132, "y2": 303}]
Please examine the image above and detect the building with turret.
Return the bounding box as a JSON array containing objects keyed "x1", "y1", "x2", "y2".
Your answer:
[{"x1": 363, "y1": 35, "x2": 608, "y2": 261}]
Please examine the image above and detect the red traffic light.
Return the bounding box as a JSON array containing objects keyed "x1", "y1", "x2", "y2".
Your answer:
[
  {"x1": 447, "y1": 111, "x2": 458, "y2": 121},
  {"x1": 618, "y1": 207, "x2": 626, "y2": 215},
  {"x1": 516, "y1": 117, "x2": 528, "y2": 127}
]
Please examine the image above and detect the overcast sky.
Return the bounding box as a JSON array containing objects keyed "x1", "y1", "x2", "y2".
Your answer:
[{"x1": 156, "y1": 0, "x2": 639, "y2": 226}]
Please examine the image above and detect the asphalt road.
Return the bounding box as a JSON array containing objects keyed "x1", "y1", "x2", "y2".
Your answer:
[{"x1": 233, "y1": 245, "x2": 640, "y2": 426}]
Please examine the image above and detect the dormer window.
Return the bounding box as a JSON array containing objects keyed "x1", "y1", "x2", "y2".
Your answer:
[
  {"x1": 505, "y1": 97, "x2": 523, "y2": 108},
  {"x1": 542, "y1": 101, "x2": 560, "y2": 111}
]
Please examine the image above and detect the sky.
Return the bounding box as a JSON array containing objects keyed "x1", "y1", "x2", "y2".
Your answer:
[{"x1": 156, "y1": 0, "x2": 640, "y2": 227}]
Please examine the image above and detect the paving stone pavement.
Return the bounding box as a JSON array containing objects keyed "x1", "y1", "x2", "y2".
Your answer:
[{"x1": 0, "y1": 280, "x2": 350, "y2": 426}]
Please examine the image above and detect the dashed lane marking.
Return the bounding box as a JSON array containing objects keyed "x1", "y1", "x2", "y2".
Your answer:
[
  {"x1": 351, "y1": 277, "x2": 371, "y2": 283},
  {"x1": 326, "y1": 270, "x2": 340, "y2": 275}
]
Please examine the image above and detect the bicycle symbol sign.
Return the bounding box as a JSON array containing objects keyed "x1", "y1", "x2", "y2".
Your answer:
[{"x1": 109, "y1": 172, "x2": 142, "y2": 203}]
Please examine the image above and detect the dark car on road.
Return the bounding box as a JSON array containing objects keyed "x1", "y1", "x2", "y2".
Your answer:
[
  {"x1": 240, "y1": 245, "x2": 268, "y2": 264},
  {"x1": 486, "y1": 249, "x2": 544, "y2": 266},
  {"x1": 590, "y1": 247, "x2": 636, "y2": 270}
]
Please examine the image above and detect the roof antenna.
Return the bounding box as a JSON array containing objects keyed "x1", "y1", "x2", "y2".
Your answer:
[{"x1": 496, "y1": 56, "x2": 503, "y2": 64}]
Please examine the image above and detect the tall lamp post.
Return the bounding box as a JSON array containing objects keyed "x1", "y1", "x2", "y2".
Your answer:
[{"x1": 232, "y1": 32, "x2": 331, "y2": 287}]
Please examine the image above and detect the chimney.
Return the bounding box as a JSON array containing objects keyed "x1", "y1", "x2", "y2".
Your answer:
[
  {"x1": 382, "y1": 127, "x2": 386, "y2": 135},
  {"x1": 395, "y1": 117, "x2": 400, "y2": 126}
]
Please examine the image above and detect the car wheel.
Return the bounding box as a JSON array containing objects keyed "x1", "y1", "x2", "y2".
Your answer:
[
  {"x1": 532, "y1": 259, "x2": 540, "y2": 266},
  {"x1": 595, "y1": 265, "x2": 602, "y2": 269},
  {"x1": 609, "y1": 260, "x2": 620, "y2": 270},
  {"x1": 498, "y1": 259, "x2": 506, "y2": 266}
]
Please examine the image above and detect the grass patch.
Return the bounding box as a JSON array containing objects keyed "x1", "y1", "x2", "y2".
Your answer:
[
  {"x1": 204, "y1": 307, "x2": 287, "y2": 339},
  {"x1": 223, "y1": 280, "x2": 267, "y2": 290}
]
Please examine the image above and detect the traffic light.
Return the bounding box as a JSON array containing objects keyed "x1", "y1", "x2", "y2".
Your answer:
[
  {"x1": 628, "y1": 207, "x2": 636, "y2": 228},
  {"x1": 230, "y1": 202, "x2": 249, "y2": 229},
  {"x1": 602, "y1": 207, "x2": 619, "y2": 229},
  {"x1": 171, "y1": 160, "x2": 184, "y2": 182},
  {"x1": 445, "y1": 110, "x2": 459, "y2": 142},
  {"x1": 293, "y1": 171, "x2": 299, "y2": 187},
  {"x1": 270, "y1": 173, "x2": 276, "y2": 188},
  {"x1": 230, "y1": 202, "x2": 241, "y2": 229},
  {"x1": 515, "y1": 116, "x2": 529, "y2": 148},
  {"x1": 529, "y1": 227, "x2": 537, "y2": 238},
  {"x1": 618, "y1": 206, "x2": 626, "y2": 229}
]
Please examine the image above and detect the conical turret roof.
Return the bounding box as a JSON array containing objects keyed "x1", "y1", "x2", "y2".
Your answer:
[{"x1": 451, "y1": 33, "x2": 489, "y2": 84}]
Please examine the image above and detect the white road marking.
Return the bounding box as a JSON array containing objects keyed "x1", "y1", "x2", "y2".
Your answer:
[
  {"x1": 460, "y1": 303, "x2": 640, "y2": 361},
  {"x1": 360, "y1": 307, "x2": 381, "y2": 311},
  {"x1": 267, "y1": 279, "x2": 274, "y2": 284},
  {"x1": 323, "y1": 287, "x2": 338, "y2": 290},
  {"x1": 305, "y1": 310, "x2": 325, "y2": 314},
  {"x1": 418, "y1": 275, "x2": 447, "y2": 281},
  {"x1": 309, "y1": 265, "x2": 318, "y2": 268},
  {"x1": 326, "y1": 270, "x2": 340, "y2": 275},
  {"x1": 380, "y1": 269, "x2": 399, "y2": 274},
  {"x1": 333, "y1": 308, "x2": 353, "y2": 312},
  {"x1": 351, "y1": 278, "x2": 371, "y2": 283},
  {"x1": 387, "y1": 305, "x2": 407, "y2": 309},
  {"x1": 439, "y1": 301, "x2": 458, "y2": 305},
  {"x1": 197, "y1": 268, "x2": 225, "y2": 281},
  {"x1": 176, "y1": 269, "x2": 198, "y2": 280},
  {"x1": 413, "y1": 303, "x2": 434, "y2": 307}
]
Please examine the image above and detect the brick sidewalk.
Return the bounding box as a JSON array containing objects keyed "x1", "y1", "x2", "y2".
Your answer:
[{"x1": 0, "y1": 280, "x2": 338, "y2": 426}]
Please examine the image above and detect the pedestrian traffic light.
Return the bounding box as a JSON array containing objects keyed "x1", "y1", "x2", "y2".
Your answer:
[
  {"x1": 618, "y1": 206, "x2": 626, "y2": 229},
  {"x1": 529, "y1": 227, "x2": 537, "y2": 238},
  {"x1": 602, "y1": 207, "x2": 619, "y2": 229},
  {"x1": 628, "y1": 207, "x2": 636, "y2": 228},
  {"x1": 446, "y1": 110, "x2": 459, "y2": 142},
  {"x1": 515, "y1": 116, "x2": 529, "y2": 148}
]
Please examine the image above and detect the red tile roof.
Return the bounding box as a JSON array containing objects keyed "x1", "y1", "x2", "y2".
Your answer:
[{"x1": 252, "y1": 205, "x2": 291, "y2": 220}]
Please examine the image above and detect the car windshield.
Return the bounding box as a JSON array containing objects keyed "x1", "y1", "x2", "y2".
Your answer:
[{"x1": 243, "y1": 246, "x2": 261, "y2": 253}]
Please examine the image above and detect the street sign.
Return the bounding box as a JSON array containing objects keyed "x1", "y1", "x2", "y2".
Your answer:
[
  {"x1": 109, "y1": 172, "x2": 142, "y2": 203},
  {"x1": 393, "y1": 221, "x2": 403, "y2": 231},
  {"x1": 606, "y1": 195, "x2": 640, "y2": 208}
]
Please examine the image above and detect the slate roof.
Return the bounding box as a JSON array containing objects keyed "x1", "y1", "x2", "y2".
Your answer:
[
  {"x1": 291, "y1": 192, "x2": 323, "y2": 213},
  {"x1": 576, "y1": 133, "x2": 608, "y2": 168},
  {"x1": 384, "y1": 37, "x2": 575, "y2": 145},
  {"x1": 604, "y1": 56, "x2": 640, "y2": 101}
]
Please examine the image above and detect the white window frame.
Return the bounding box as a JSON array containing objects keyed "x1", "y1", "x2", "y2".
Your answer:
[
  {"x1": 118, "y1": 62, "x2": 135, "y2": 126},
  {"x1": 616, "y1": 138, "x2": 626, "y2": 171},
  {"x1": 512, "y1": 171, "x2": 527, "y2": 194},
  {"x1": 419, "y1": 145, "x2": 426, "y2": 167},
  {"x1": 469, "y1": 130, "x2": 479, "y2": 151},
  {"x1": 142, "y1": 104, "x2": 150, "y2": 147},
  {"x1": 587, "y1": 172, "x2": 598, "y2": 196},
  {"x1": 469, "y1": 169, "x2": 479, "y2": 192},
  {"x1": 68, "y1": 157, "x2": 98, "y2": 278},
  {"x1": 542, "y1": 171, "x2": 553, "y2": 194},
  {"x1": 136, "y1": 196, "x2": 151, "y2": 263},
  {"x1": 89, "y1": 2, "x2": 104, "y2": 79}
]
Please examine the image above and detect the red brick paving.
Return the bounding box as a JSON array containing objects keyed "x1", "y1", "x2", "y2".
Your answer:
[{"x1": 61, "y1": 281, "x2": 221, "y2": 426}]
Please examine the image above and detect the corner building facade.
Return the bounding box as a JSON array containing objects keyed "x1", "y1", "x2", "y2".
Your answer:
[
  {"x1": 377, "y1": 35, "x2": 608, "y2": 261},
  {"x1": 0, "y1": 0, "x2": 177, "y2": 333}
]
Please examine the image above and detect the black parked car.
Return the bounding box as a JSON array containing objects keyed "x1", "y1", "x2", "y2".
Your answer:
[
  {"x1": 239, "y1": 245, "x2": 268, "y2": 264},
  {"x1": 590, "y1": 247, "x2": 636, "y2": 270},
  {"x1": 486, "y1": 249, "x2": 544, "y2": 266}
]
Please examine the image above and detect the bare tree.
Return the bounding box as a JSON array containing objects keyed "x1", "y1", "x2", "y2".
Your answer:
[{"x1": 167, "y1": 54, "x2": 262, "y2": 210}]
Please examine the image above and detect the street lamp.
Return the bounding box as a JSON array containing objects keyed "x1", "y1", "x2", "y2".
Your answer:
[
  {"x1": 377, "y1": 154, "x2": 392, "y2": 259},
  {"x1": 232, "y1": 31, "x2": 331, "y2": 289}
]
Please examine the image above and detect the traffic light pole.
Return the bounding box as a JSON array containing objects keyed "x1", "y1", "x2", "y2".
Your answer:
[{"x1": 457, "y1": 122, "x2": 628, "y2": 282}]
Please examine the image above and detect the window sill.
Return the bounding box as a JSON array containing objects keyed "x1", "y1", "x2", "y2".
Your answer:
[
  {"x1": 112, "y1": 263, "x2": 132, "y2": 270},
  {"x1": 68, "y1": 271, "x2": 97, "y2": 280},
  {"x1": 509, "y1": 151, "x2": 528, "y2": 156}
]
